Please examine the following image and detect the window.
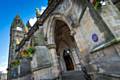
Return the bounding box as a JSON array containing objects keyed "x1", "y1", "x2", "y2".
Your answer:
[{"x1": 16, "y1": 27, "x2": 22, "y2": 31}]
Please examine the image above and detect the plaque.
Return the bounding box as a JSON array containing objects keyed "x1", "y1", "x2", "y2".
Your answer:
[{"x1": 92, "y1": 33, "x2": 98, "y2": 42}]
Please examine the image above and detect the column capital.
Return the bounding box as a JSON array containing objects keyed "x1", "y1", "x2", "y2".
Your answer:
[{"x1": 70, "y1": 29, "x2": 76, "y2": 36}]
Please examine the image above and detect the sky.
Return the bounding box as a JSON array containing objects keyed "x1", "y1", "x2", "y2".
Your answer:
[{"x1": 0, "y1": 0, "x2": 47, "y2": 73}]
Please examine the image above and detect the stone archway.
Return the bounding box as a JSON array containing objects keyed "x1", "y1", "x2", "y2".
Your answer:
[
  {"x1": 46, "y1": 15, "x2": 82, "y2": 78},
  {"x1": 53, "y1": 20, "x2": 80, "y2": 72}
]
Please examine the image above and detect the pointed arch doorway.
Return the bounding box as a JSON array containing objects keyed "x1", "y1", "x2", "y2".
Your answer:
[
  {"x1": 53, "y1": 20, "x2": 79, "y2": 72},
  {"x1": 63, "y1": 49, "x2": 74, "y2": 71}
]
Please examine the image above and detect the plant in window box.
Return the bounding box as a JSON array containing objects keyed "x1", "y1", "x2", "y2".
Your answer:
[
  {"x1": 20, "y1": 47, "x2": 35, "y2": 59},
  {"x1": 27, "y1": 47, "x2": 35, "y2": 54},
  {"x1": 10, "y1": 60, "x2": 20, "y2": 68},
  {"x1": 26, "y1": 47, "x2": 35, "y2": 59}
]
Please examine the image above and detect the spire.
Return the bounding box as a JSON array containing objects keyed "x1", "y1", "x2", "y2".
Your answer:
[
  {"x1": 11, "y1": 15, "x2": 24, "y2": 28},
  {"x1": 14, "y1": 15, "x2": 20, "y2": 20}
]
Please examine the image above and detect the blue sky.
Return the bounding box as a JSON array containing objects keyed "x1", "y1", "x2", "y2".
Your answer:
[{"x1": 0, "y1": 0, "x2": 47, "y2": 73}]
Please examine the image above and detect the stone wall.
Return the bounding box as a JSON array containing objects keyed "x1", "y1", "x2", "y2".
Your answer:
[
  {"x1": 13, "y1": 74, "x2": 32, "y2": 80},
  {"x1": 20, "y1": 59, "x2": 31, "y2": 77},
  {"x1": 13, "y1": 0, "x2": 120, "y2": 80},
  {"x1": 31, "y1": 46, "x2": 53, "y2": 80},
  {"x1": 115, "y1": 2, "x2": 120, "y2": 11},
  {"x1": 31, "y1": 46, "x2": 52, "y2": 69},
  {"x1": 32, "y1": 68, "x2": 53, "y2": 80},
  {"x1": 0, "y1": 73, "x2": 7, "y2": 80},
  {"x1": 100, "y1": 0, "x2": 120, "y2": 38}
]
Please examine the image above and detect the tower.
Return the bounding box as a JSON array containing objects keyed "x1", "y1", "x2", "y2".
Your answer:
[{"x1": 8, "y1": 15, "x2": 25, "y2": 79}]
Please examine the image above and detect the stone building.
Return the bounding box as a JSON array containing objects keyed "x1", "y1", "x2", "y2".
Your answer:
[
  {"x1": 8, "y1": 15, "x2": 25, "y2": 79},
  {"x1": 0, "y1": 73, "x2": 7, "y2": 80},
  {"x1": 8, "y1": 0, "x2": 120, "y2": 80}
]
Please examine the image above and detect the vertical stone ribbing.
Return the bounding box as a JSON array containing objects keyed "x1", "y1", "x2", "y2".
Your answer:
[
  {"x1": 47, "y1": 44, "x2": 60, "y2": 78},
  {"x1": 85, "y1": 0, "x2": 115, "y2": 42}
]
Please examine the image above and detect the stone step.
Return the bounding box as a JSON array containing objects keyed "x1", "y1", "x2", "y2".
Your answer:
[{"x1": 61, "y1": 71, "x2": 86, "y2": 80}]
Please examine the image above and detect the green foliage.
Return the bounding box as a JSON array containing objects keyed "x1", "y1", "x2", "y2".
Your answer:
[
  {"x1": 11, "y1": 60, "x2": 20, "y2": 68},
  {"x1": 20, "y1": 47, "x2": 35, "y2": 59},
  {"x1": 26, "y1": 47, "x2": 35, "y2": 54},
  {"x1": 94, "y1": 0, "x2": 101, "y2": 10},
  {"x1": 26, "y1": 47, "x2": 35, "y2": 58}
]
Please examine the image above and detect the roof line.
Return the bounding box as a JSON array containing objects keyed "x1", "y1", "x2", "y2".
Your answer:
[{"x1": 15, "y1": 0, "x2": 63, "y2": 52}]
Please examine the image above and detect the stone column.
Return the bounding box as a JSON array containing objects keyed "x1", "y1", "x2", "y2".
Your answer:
[
  {"x1": 47, "y1": 43, "x2": 60, "y2": 79},
  {"x1": 18, "y1": 65, "x2": 20, "y2": 80}
]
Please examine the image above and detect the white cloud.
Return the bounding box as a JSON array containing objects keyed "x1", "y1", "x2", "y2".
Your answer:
[
  {"x1": 29, "y1": 17, "x2": 37, "y2": 27},
  {"x1": 40, "y1": 6, "x2": 46, "y2": 14},
  {"x1": 0, "y1": 64, "x2": 7, "y2": 73},
  {"x1": 29, "y1": 6, "x2": 46, "y2": 27}
]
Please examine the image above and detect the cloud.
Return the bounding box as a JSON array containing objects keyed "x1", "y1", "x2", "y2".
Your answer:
[
  {"x1": 0, "y1": 64, "x2": 7, "y2": 73},
  {"x1": 0, "y1": 56, "x2": 8, "y2": 73},
  {"x1": 29, "y1": 6, "x2": 46, "y2": 27},
  {"x1": 29, "y1": 17, "x2": 37, "y2": 27},
  {"x1": 39, "y1": 6, "x2": 46, "y2": 14},
  {"x1": 0, "y1": 67, "x2": 7, "y2": 73}
]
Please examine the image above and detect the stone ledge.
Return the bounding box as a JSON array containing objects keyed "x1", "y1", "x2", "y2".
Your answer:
[
  {"x1": 46, "y1": 44, "x2": 56, "y2": 49},
  {"x1": 31, "y1": 63, "x2": 52, "y2": 72},
  {"x1": 97, "y1": 73, "x2": 120, "y2": 78},
  {"x1": 11, "y1": 72, "x2": 32, "y2": 79},
  {"x1": 90, "y1": 37, "x2": 120, "y2": 53}
]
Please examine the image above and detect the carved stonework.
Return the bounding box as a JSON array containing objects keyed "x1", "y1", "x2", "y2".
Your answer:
[
  {"x1": 32, "y1": 29, "x2": 46, "y2": 46},
  {"x1": 36, "y1": 8, "x2": 41, "y2": 18},
  {"x1": 48, "y1": 0, "x2": 52, "y2": 5},
  {"x1": 70, "y1": 29, "x2": 76, "y2": 36},
  {"x1": 46, "y1": 44, "x2": 56, "y2": 49},
  {"x1": 67, "y1": 14, "x2": 80, "y2": 28},
  {"x1": 55, "y1": 0, "x2": 72, "y2": 14},
  {"x1": 31, "y1": 46, "x2": 52, "y2": 71}
]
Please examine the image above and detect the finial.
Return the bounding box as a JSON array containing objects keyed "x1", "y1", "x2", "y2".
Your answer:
[{"x1": 36, "y1": 8, "x2": 41, "y2": 18}]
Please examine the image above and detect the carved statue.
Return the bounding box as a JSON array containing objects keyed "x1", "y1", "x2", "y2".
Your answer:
[{"x1": 36, "y1": 8, "x2": 41, "y2": 18}]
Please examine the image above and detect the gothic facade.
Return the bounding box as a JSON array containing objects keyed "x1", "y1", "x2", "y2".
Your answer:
[
  {"x1": 8, "y1": 0, "x2": 120, "y2": 80},
  {"x1": 8, "y1": 15, "x2": 25, "y2": 79}
]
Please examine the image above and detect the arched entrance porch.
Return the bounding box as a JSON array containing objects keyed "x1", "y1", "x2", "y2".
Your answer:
[
  {"x1": 46, "y1": 15, "x2": 91, "y2": 80},
  {"x1": 46, "y1": 19, "x2": 82, "y2": 73},
  {"x1": 54, "y1": 20, "x2": 78, "y2": 72}
]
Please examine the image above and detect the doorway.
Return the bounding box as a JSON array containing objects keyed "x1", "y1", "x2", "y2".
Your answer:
[
  {"x1": 63, "y1": 49, "x2": 74, "y2": 71},
  {"x1": 54, "y1": 20, "x2": 77, "y2": 72}
]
